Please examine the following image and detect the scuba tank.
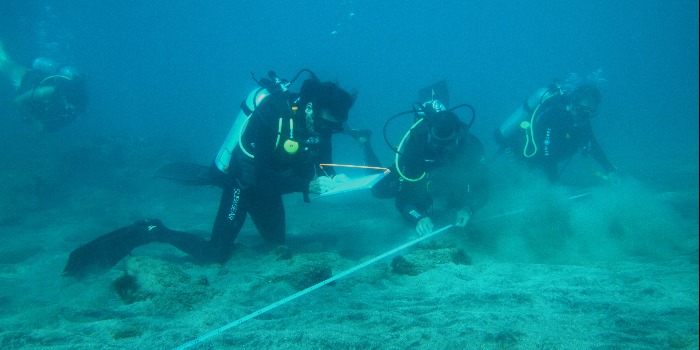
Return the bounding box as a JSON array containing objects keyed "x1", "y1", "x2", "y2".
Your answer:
[
  {"x1": 214, "y1": 69, "x2": 317, "y2": 173},
  {"x1": 497, "y1": 85, "x2": 560, "y2": 157},
  {"x1": 498, "y1": 87, "x2": 557, "y2": 140},
  {"x1": 214, "y1": 86, "x2": 270, "y2": 173},
  {"x1": 32, "y1": 57, "x2": 59, "y2": 74}
]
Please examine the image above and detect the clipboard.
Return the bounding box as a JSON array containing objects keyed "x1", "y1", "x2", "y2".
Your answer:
[
  {"x1": 316, "y1": 171, "x2": 389, "y2": 197},
  {"x1": 313, "y1": 164, "x2": 390, "y2": 198}
]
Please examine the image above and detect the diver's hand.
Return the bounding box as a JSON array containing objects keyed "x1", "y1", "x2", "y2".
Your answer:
[
  {"x1": 455, "y1": 209, "x2": 472, "y2": 228},
  {"x1": 308, "y1": 176, "x2": 336, "y2": 194},
  {"x1": 416, "y1": 217, "x2": 434, "y2": 236}
]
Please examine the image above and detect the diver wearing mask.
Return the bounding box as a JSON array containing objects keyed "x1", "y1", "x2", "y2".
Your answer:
[
  {"x1": 494, "y1": 82, "x2": 616, "y2": 182},
  {"x1": 11, "y1": 56, "x2": 87, "y2": 132},
  {"x1": 2, "y1": 42, "x2": 87, "y2": 132},
  {"x1": 373, "y1": 90, "x2": 489, "y2": 236},
  {"x1": 63, "y1": 71, "x2": 356, "y2": 276}
]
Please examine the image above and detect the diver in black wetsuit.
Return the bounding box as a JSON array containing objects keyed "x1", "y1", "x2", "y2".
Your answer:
[
  {"x1": 1, "y1": 42, "x2": 87, "y2": 132},
  {"x1": 63, "y1": 71, "x2": 355, "y2": 277},
  {"x1": 373, "y1": 102, "x2": 489, "y2": 236},
  {"x1": 494, "y1": 83, "x2": 617, "y2": 182}
]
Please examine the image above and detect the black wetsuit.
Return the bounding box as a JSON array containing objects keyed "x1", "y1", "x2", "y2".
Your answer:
[
  {"x1": 374, "y1": 121, "x2": 489, "y2": 225},
  {"x1": 497, "y1": 95, "x2": 615, "y2": 181},
  {"x1": 157, "y1": 90, "x2": 329, "y2": 263},
  {"x1": 16, "y1": 67, "x2": 87, "y2": 131},
  {"x1": 63, "y1": 90, "x2": 331, "y2": 276}
]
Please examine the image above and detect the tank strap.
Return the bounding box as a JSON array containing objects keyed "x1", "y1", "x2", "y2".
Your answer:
[
  {"x1": 240, "y1": 99, "x2": 253, "y2": 116},
  {"x1": 274, "y1": 101, "x2": 298, "y2": 151}
]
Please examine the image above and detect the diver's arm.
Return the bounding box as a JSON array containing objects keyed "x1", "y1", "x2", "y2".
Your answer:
[
  {"x1": 399, "y1": 199, "x2": 434, "y2": 236},
  {"x1": 454, "y1": 172, "x2": 488, "y2": 227},
  {"x1": 455, "y1": 137, "x2": 489, "y2": 226},
  {"x1": 14, "y1": 85, "x2": 55, "y2": 114},
  {"x1": 0, "y1": 42, "x2": 28, "y2": 88},
  {"x1": 465, "y1": 139, "x2": 489, "y2": 214},
  {"x1": 341, "y1": 128, "x2": 382, "y2": 167},
  {"x1": 308, "y1": 136, "x2": 337, "y2": 194},
  {"x1": 395, "y1": 172, "x2": 433, "y2": 225},
  {"x1": 587, "y1": 130, "x2": 616, "y2": 174},
  {"x1": 457, "y1": 175, "x2": 488, "y2": 221},
  {"x1": 314, "y1": 133, "x2": 336, "y2": 177},
  {"x1": 399, "y1": 202, "x2": 428, "y2": 225}
]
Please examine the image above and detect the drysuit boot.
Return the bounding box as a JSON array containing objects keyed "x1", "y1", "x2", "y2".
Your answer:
[{"x1": 62, "y1": 219, "x2": 165, "y2": 277}]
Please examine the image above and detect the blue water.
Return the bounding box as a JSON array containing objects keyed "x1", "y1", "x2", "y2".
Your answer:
[
  {"x1": 0, "y1": 1, "x2": 698, "y2": 349},
  {"x1": 1, "y1": 1, "x2": 697, "y2": 167}
]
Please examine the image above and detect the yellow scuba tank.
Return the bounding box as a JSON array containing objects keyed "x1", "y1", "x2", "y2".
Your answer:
[{"x1": 214, "y1": 87, "x2": 270, "y2": 173}]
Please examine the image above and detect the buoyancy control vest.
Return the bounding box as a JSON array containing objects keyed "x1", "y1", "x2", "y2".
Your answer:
[
  {"x1": 214, "y1": 70, "x2": 319, "y2": 173},
  {"x1": 215, "y1": 88, "x2": 310, "y2": 171},
  {"x1": 214, "y1": 86, "x2": 272, "y2": 173},
  {"x1": 498, "y1": 85, "x2": 561, "y2": 157}
]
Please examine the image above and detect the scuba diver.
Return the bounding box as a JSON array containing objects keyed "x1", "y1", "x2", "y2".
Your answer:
[
  {"x1": 372, "y1": 81, "x2": 489, "y2": 236},
  {"x1": 0, "y1": 41, "x2": 87, "y2": 132},
  {"x1": 63, "y1": 69, "x2": 356, "y2": 277},
  {"x1": 494, "y1": 78, "x2": 617, "y2": 183}
]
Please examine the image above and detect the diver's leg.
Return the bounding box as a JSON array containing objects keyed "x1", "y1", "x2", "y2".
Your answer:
[
  {"x1": 63, "y1": 218, "x2": 164, "y2": 277},
  {"x1": 248, "y1": 189, "x2": 286, "y2": 245},
  {"x1": 160, "y1": 186, "x2": 249, "y2": 263},
  {"x1": 0, "y1": 41, "x2": 28, "y2": 87},
  {"x1": 207, "y1": 186, "x2": 249, "y2": 262}
]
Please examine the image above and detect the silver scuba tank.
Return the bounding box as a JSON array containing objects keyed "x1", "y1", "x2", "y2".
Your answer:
[
  {"x1": 498, "y1": 87, "x2": 555, "y2": 140},
  {"x1": 214, "y1": 87, "x2": 270, "y2": 173}
]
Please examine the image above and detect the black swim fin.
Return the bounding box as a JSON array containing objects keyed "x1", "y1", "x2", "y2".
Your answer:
[
  {"x1": 154, "y1": 162, "x2": 216, "y2": 186},
  {"x1": 62, "y1": 219, "x2": 162, "y2": 278}
]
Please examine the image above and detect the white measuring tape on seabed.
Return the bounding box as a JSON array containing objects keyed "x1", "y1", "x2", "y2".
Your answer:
[
  {"x1": 173, "y1": 224, "x2": 454, "y2": 350},
  {"x1": 172, "y1": 192, "x2": 591, "y2": 349}
]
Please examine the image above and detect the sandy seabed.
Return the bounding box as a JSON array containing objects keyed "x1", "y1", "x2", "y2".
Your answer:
[{"x1": 0, "y1": 145, "x2": 697, "y2": 350}]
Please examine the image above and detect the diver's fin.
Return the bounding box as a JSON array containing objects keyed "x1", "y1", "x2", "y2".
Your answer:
[
  {"x1": 154, "y1": 162, "x2": 215, "y2": 186},
  {"x1": 418, "y1": 80, "x2": 449, "y2": 107},
  {"x1": 62, "y1": 219, "x2": 162, "y2": 278}
]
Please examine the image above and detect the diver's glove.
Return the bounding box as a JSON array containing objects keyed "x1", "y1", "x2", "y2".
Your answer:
[
  {"x1": 308, "y1": 175, "x2": 336, "y2": 194},
  {"x1": 344, "y1": 129, "x2": 372, "y2": 143},
  {"x1": 416, "y1": 217, "x2": 434, "y2": 236}
]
